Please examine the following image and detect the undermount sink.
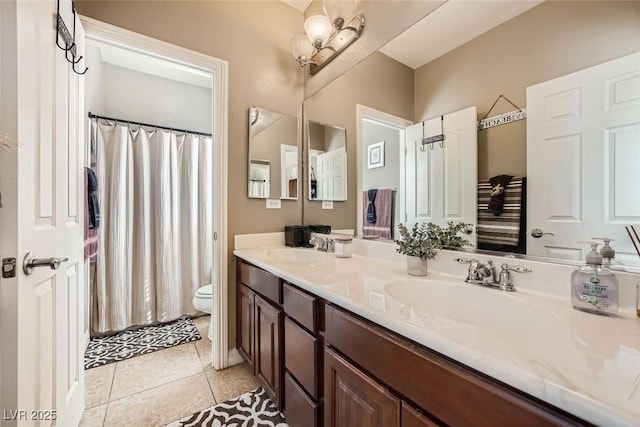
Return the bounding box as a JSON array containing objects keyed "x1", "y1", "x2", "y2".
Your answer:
[
  {"x1": 265, "y1": 248, "x2": 331, "y2": 263},
  {"x1": 384, "y1": 279, "x2": 557, "y2": 330}
]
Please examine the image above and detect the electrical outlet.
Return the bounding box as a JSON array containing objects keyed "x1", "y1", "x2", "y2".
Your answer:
[
  {"x1": 322, "y1": 200, "x2": 334, "y2": 209},
  {"x1": 266, "y1": 199, "x2": 281, "y2": 209}
]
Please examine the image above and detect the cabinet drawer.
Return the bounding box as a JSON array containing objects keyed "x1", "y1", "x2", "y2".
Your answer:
[
  {"x1": 285, "y1": 317, "x2": 320, "y2": 399},
  {"x1": 239, "y1": 262, "x2": 281, "y2": 304},
  {"x1": 284, "y1": 372, "x2": 319, "y2": 427},
  {"x1": 325, "y1": 305, "x2": 585, "y2": 427},
  {"x1": 283, "y1": 282, "x2": 318, "y2": 333}
]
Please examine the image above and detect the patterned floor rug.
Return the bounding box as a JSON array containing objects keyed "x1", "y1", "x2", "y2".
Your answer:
[
  {"x1": 165, "y1": 387, "x2": 288, "y2": 427},
  {"x1": 84, "y1": 317, "x2": 201, "y2": 369}
]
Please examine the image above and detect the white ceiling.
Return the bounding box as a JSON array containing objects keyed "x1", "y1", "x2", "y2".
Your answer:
[
  {"x1": 379, "y1": 0, "x2": 543, "y2": 69},
  {"x1": 281, "y1": 0, "x2": 312, "y2": 12}
]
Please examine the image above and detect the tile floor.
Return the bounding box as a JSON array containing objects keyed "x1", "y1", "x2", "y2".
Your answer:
[{"x1": 80, "y1": 315, "x2": 259, "y2": 427}]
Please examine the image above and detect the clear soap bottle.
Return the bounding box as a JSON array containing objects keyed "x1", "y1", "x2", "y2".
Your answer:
[
  {"x1": 593, "y1": 237, "x2": 625, "y2": 271},
  {"x1": 571, "y1": 242, "x2": 618, "y2": 316}
]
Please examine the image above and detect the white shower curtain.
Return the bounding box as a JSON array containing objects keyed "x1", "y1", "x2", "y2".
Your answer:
[{"x1": 92, "y1": 121, "x2": 213, "y2": 334}]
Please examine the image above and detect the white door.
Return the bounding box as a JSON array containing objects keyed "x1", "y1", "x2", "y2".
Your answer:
[
  {"x1": 404, "y1": 107, "x2": 477, "y2": 244},
  {"x1": 0, "y1": 1, "x2": 85, "y2": 426},
  {"x1": 527, "y1": 51, "x2": 640, "y2": 266},
  {"x1": 317, "y1": 147, "x2": 347, "y2": 201}
]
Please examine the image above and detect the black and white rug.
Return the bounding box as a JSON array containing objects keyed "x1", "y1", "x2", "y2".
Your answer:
[
  {"x1": 165, "y1": 387, "x2": 288, "y2": 427},
  {"x1": 84, "y1": 317, "x2": 201, "y2": 369}
]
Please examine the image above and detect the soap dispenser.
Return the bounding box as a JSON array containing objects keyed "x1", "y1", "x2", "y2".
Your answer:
[
  {"x1": 571, "y1": 241, "x2": 618, "y2": 316},
  {"x1": 592, "y1": 237, "x2": 625, "y2": 271}
]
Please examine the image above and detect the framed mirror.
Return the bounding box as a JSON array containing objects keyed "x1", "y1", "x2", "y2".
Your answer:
[
  {"x1": 248, "y1": 106, "x2": 299, "y2": 199},
  {"x1": 302, "y1": 1, "x2": 640, "y2": 269},
  {"x1": 307, "y1": 121, "x2": 347, "y2": 201}
]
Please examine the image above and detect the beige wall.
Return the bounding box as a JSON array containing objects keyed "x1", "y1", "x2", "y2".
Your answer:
[
  {"x1": 303, "y1": 51, "x2": 414, "y2": 229},
  {"x1": 414, "y1": 1, "x2": 640, "y2": 179},
  {"x1": 75, "y1": 0, "x2": 304, "y2": 351}
]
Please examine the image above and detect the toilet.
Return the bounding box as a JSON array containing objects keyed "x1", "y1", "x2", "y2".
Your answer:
[{"x1": 193, "y1": 284, "x2": 214, "y2": 340}]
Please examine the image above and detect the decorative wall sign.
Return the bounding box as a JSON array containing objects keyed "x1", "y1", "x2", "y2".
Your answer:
[
  {"x1": 477, "y1": 108, "x2": 527, "y2": 130},
  {"x1": 367, "y1": 141, "x2": 385, "y2": 169}
]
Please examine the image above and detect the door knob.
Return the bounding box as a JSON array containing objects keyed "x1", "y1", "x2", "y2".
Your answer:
[
  {"x1": 23, "y1": 252, "x2": 69, "y2": 275},
  {"x1": 530, "y1": 228, "x2": 555, "y2": 238}
]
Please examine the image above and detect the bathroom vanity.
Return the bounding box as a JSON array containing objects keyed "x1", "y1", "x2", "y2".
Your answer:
[{"x1": 234, "y1": 244, "x2": 640, "y2": 427}]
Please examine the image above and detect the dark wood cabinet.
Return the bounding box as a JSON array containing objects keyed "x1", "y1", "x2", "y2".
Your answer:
[
  {"x1": 324, "y1": 347, "x2": 400, "y2": 427},
  {"x1": 401, "y1": 403, "x2": 440, "y2": 427},
  {"x1": 236, "y1": 260, "x2": 283, "y2": 409},
  {"x1": 255, "y1": 294, "x2": 283, "y2": 408},
  {"x1": 236, "y1": 259, "x2": 590, "y2": 427},
  {"x1": 237, "y1": 283, "x2": 255, "y2": 367}
]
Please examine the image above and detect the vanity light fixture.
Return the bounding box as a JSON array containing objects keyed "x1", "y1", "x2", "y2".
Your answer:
[{"x1": 290, "y1": 0, "x2": 365, "y2": 75}]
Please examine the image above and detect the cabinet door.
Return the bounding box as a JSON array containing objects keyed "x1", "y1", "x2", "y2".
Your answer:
[
  {"x1": 324, "y1": 347, "x2": 399, "y2": 427},
  {"x1": 401, "y1": 402, "x2": 440, "y2": 427},
  {"x1": 237, "y1": 283, "x2": 255, "y2": 368},
  {"x1": 255, "y1": 294, "x2": 283, "y2": 409}
]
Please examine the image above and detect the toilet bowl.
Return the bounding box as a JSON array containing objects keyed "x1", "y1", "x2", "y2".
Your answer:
[
  {"x1": 193, "y1": 284, "x2": 213, "y2": 313},
  {"x1": 193, "y1": 284, "x2": 214, "y2": 340}
]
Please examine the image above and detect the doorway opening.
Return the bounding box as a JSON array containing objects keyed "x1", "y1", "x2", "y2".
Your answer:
[{"x1": 80, "y1": 17, "x2": 230, "y2": 371}]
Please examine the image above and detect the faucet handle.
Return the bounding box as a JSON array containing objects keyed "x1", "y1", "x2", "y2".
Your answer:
[
  {"x1": 498, "y1": 263, "x2": 531, "y2": 292},
  {"x1": 500, "y1": 263, "x2": 532, "y2": 274}
]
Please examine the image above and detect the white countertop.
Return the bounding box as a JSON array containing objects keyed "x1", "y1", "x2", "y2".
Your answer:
[{"x1": 233, "y1": 245, "x2": 640, "y2": 427}]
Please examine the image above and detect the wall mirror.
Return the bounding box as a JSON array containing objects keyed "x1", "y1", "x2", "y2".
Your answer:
[
  {"x1": 248, "y1": 106, "x2": 299, "y2": 199},
  {"x1": 302, "y1": 1, "x2": 640, "y2": 269},
  {"x1": 307, "y1": 121, "x2": 347, "y2": 201}
]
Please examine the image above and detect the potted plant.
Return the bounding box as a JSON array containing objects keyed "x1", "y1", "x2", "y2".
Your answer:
[
  {"x1": 395, "y1": 221, "x2": 472, "y2": 276},
  {"x1": 424, "y1": 221, "x2": 473, "y2": 251}
]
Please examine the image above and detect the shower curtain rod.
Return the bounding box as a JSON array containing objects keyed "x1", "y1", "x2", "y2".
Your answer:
[{"x1": 88, "y1": 112, "x2": 212, "y2": 137}]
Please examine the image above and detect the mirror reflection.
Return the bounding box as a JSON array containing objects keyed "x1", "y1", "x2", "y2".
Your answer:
[
  {"x1": 248, "y1": 106, "x2": 299, "y2": 199},
  {"x1": 302, "y1": 1, "x2": 640, "y2": 268},
  {"x1": 307, "y1": 121, "x2": 347, "y2": 201}
]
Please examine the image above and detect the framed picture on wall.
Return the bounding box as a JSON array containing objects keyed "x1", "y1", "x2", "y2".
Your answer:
[{"x1": 367, "y1": 141, "x2": 385, "y2": 169}]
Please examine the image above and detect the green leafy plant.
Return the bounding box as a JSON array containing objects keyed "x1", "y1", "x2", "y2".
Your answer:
[
  {"x1": 394, "y1": 223, "x2": 438, "y2": 260},
  {"x1": 424, "y1": 221, "x2": 473, "y2": 250},
  {"x1": 394, "y1": 221, "x2": 472, "y2": 260}
]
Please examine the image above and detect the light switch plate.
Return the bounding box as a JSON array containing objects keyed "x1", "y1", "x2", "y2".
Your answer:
[
  {"x1": 266, "y1": 199, "x2": 281, "y2": 209},
  {"x1": 322, "y1": 201, "x2": 334, "y2": 209}
]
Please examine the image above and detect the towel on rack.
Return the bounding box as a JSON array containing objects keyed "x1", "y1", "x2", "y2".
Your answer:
[
  {"x1": 477, "y1": 177, "x2": 524, "y2": 246},
  {"x1": 84, "y1": 168, "x2": 99, "y2": 261},
  {"x1": 366, "y1": 189, "x2": 378, "y2": 223},
  {"x1": 487, "y1": 174, "x2": 513, "y2": 215},
  {"x1": 86, "y1": 167, "x2": 100, "y2": 229},
  {"x1": 362, "y1": 188, "x2": 394, "y2": 239}
]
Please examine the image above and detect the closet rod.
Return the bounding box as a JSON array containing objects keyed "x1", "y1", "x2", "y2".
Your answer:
[{"x1": 88, "y1": 112, "x2": 212, "y2": 137}]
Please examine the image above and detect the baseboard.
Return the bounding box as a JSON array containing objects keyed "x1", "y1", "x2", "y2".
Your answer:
[{"x1": 227, "y1": 348, "x2": 244, "y2": 367}]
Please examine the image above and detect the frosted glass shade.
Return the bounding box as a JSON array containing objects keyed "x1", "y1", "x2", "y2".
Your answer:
[
  {"x1": 304, "y1": 15, "x2": 332, "y2": 48},
  {"x1": 290, "y1": 35, "x2": 315, "y2": 62},
  {"x1": 323, "y1": 0, "x2": 356, "y2": 28}
]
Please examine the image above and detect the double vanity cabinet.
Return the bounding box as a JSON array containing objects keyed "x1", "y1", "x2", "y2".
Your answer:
[{"x1": 236, "y1": 258, "x2": 591, "y2": 427}]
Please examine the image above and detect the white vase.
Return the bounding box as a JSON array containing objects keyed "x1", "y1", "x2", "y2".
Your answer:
[{"x1": 407, "y1": 255, "x2": 428, "y2": 276}]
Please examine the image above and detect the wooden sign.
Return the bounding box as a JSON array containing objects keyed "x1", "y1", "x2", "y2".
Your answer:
[{"x1": 477, "y1": 108, "x2": 527, "y2": 130}]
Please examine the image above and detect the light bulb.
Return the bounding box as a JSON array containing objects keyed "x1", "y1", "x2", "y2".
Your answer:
[
  {"x1": 304, "y1": 15, "x2": 332, "y2": 49},
  {"x1": 289, "y1": 35, "x2": 315, "y2": 64},
  {"x1": 323, "y1": 0, "x2": 356, "y2": 29}
]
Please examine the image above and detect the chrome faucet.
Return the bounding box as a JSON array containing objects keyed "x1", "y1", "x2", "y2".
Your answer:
[{"x1": 454, "y1": 258, "x2": 531, "y2": 292}]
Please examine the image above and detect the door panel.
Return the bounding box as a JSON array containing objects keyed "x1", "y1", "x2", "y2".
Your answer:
[
  {"x1": 0, "y1": 0, "x2": 85, "y2": 425},
  {"x1": 404, "y1": 107, "x2": 477, "y2": 244},
  {"x1": 527, "y1": 51, "x2": 640, "y2": 265}
]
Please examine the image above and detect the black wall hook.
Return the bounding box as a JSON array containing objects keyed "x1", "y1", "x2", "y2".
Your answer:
[{"x1": 56, "y1": 0, "x2": 88, "y2": 75}]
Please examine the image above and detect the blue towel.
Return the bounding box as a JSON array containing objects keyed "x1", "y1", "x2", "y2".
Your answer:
[
  {"x1": 86, "y1": 167, "x2": 100, "y2": 229},
  {"x1": 366, "y1": 189, "x2": 378, "y2": 223}
]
